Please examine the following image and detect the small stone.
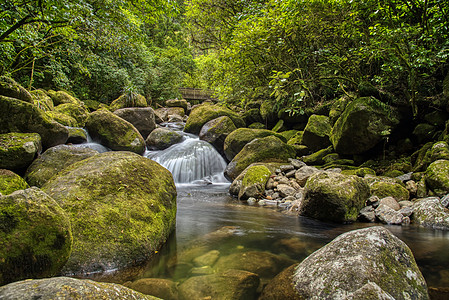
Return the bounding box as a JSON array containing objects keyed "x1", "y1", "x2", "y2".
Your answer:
[
  {"x1": 289, "y1": 179, "x2": 301, "y2": 191},
  {"x1": 358, "y1": 206, "x2": 376, "y2": 222},
  {"x1": 367, "y1": 195, "x2": 380, "y2": 207},
  {"x1": 275, "y1": 176, "x2": 290, "y2": 185},
  {"x1": 398, "y1": 200, "x2": 414, "y2": 207},
  {"x1": 266, "y1": 178, "x2": 275, "y2": 190},
  {"x1": 276, "y1": 184, "x2": 297, "y2": 197},
  {"x1": 284, "y1": 196, "x2": 296, "y2": 202},
  {"x1": 406, "y1": 180, "x2": 418, "y2": 196},
  {"x1": 326, "y1": 168, "x2": 342, "y2": 173},
  {"x1": 375, "y1": 204, "x2": 403, "y2": 225},
  {"x1": 379, "y1": 196, "x2": 401, "y2": 211},
  {"x1": 289, "y1": 158, "x2": 306, "y2": 169},
  {"x1": 402, "y1": 216, "x2": 411, "y2": 225},
  {"x1": 280, "y1": 165, "x2": 295, "y2": 172},
  {"x1": 396, "y1": 172, "x2": 413, "y2": 182},
  {"x1": 271, "y1": 192, "x2": 280, "y2": 199},
  {"x1": 265, "y1": 189, "x2": 274, "y2": 196},
  {"x1": 258, "y1": 199, "x2": 267, "y2": 206},
  {"x1": 247, "y1": 197, "x2": 257, "y2": 205},
  {"x1": 285, "y1": 170, "x2": 296, "y2": 178},
  {"x1": 398, "y1": 206, "x2": 414, "y2": 217},
  {"x1": 295, "y1": 165, "x2": 320, "y2": 186}
]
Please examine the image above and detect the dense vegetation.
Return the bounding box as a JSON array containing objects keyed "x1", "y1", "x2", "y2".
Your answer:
[{"x1": 1, "y1": 0, "x2": 448, "y2": 115}]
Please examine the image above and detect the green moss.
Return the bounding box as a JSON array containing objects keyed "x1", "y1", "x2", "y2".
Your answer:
[
  {"x1": 46, "y1": 111, "x2": 78, "y2": 127},
  {"x1": 272, "y1": 119, "x2": 286, "y2": 132},
  {"x1": 242, "y1": 165, "x2": 271, "y2": 187},
  {"x1": 301, "y1": 146, "x2": 333, "y2": 165},
  {"x1": 341, "y1": 167, "x2": 376, "y2": 177},
  {"x1": 287, "y1": 131, "x2": 304, "y2": 145},
  {"x1": 47, "y1": 90, "x2": 81, "y2": 106},
  {"x1": 31, "y1": 89, "x2": 54, "y2": 111},
  {"x1": 426, "y1": 159, "x2": 449, "y2": 196},
  {"x1": 369, "y1": 181, "x2": 410, "y2": 201},
  {"x1": 0, "y1": 132, "x2": 42, "y2": 170},
  {"x1": 109, "y1": 93, "x2": 147, "y2": 111},
  {"x1": 54, "y1": 103, "x2": 89, "y2": 127},
  {"x1": 184, "y1": 104, "x2": 245, "y2": 134},
  {"x1": 0, "y1": 76, "x2": 32, "y2": 103},
  {"x1": 0, "y1": 169, "x2": 29, "y2": 195}
]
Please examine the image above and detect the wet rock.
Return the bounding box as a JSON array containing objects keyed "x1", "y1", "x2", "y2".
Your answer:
[
  {"x1": 24, "y1": 145, "x2": 98, "y2": 187},
  {"x1": 66, "y1": 127, "x2": 88, "y2": 144},
  {"x1": 114, "y1": 107, "x2": 157, "y2": 139},
  {"x1": 41, "y1": 151, "x2": 176, "y2": 276},
  {"x1": 0, "y1": 132, "x2": 41, "y2": 171},
  {"x1": 413, "y1": 197, "x2": 449, "y2": 230},
  {"x1": 146, "y1": 127, "x2": 183, "y2": 150},
  {"x1": 293, "y1": 227, "x2": 428, "y2": 299},
  {"x1": 0, "y1": 277, "x2": 156, "y2": 300},
  {"x1": 398, "y1": 206, "x2": 414, "y2": 217},
  {"x1": 295, "y1": 165, "x2": 320, "y2": 186},
  {"x1": 0, "y1": 169, "x2": 29, "y2": 195},
  {"x1": 199, "y1": 116, "x2": 237, "y2": 157},
  {"x1": 301, "y1": 171, "x2": 370, "y2": 223},
  {"x1": 0, "y1": 188, "x2": 72, "y2": 285},
  {"x1": 375, "y1": 204, "x2": 404, "y2": 225},
  {"x1": 259, "y1": 264, "x2": 300, "y2": 300},
  {"x1": 85, "y1": 109, "x2": 146, "y2": 154},
  {"x1": 193, "y1": 250, "x2": 220, "y2": 267},
  {"x1": 125, "y1": 278, "x2": 178, "y2": 300},
  {"x1": 238, "y1": 165, "x2": 271, "y2": 200},
  {"x1": 276, "y1": 184, "x2": 297, "y2": 198},
  {"x1": 178, "y1": 269, "x2": 259, "y2": 300},
  {"x1": 166, "y1": 98, "x2": 189, "y2": 113}
]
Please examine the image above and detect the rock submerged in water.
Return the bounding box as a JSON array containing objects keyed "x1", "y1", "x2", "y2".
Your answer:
[
  {"x1": 0, "y1": 277, "x2": 159, "y2": 300},
  {"x1": 41, "y1": 151, "x2": 177, "y2": 277},
  {"x1": 0, "y1": 187, "x2": 73, "y2": 286}
]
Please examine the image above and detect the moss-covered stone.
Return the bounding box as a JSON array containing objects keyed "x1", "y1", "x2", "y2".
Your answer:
[
  {"x1": 0, "y1": 169, "x2": 29, "y2": 195},
  {"x1": 146, "y1": 127, "x2": 183, "y2": 150},
  {"x1": 199, "y1": 116, "x2": 237, "y2": 156},
  {"x1": 166, "y1": 98, "x2": 188, "y2": 112},
  {"x1": 45, "y1": 110, "x2": 78, "y2": 127},
  {"x1": 293, "y1": 227, "x2": 428, "y2": 299},
  {"x1": 0, "y1": 187, "x2": 73, "y2": 285},
  {"x1": 113, "y1": 107, "x2": 157, "y2": 139},
  {"x1": 54, "y1": 103, "x2": 89, "y2": 127},
  {"x1": 0, "y1": 132, "x2": 41, "y2": 171},
  {"x1": 279, "y1": 130, "x2": 297, "y2": 141},
  {"x1": 0, "y1": 76, "x2": 32, "y2": 103},
  {"x1": 223, "y1": 128, "x2": 287, "y2": 161},
  {"x1": 0, "y1": 95, "x2": 69, "y2": 148},
  {"x1": 426, "y1": 159, "x2": 449, "y2": 196},
  {"x1": 0, "y1": 277, "x2": 159, "y2": 299},
  {"x1": 260, "y1": 101, "x2": 278, "y2": 125},
  {"x1": 184, "y1": 104, "x2": 245, "y2": 135},
  {"x1": 329, "y1": 95, "x2": 350, "y2": 125},
  {"x1": 301, "y1": 114, "x2": 332, "y2": 151},
  {"x1": 30, "y1": 89, "x2": 54, "y2": 111},
  {"x1": 66, "y1": 127, "x2": 88, "y2": 144},
  {"x1": 243, "y1": 108, "x2": 263, "y2": 125},
  {"x1": 83, "y1": 99, "x2": 101, "y2": 111},
  {"x1": 369, "y1": 181, "x2": 410, "y2": 201},
  {"x1": 341, "y1": 167, "x2": 377, "y2": 177},
  {"x1": 24, "y1": 145, "x2": 98, "y2": 187},
  {"x1": 238, "y1": 165, "x2": 272, "y2": 200},
  {"x1": 302, "y1": 171, "x2": 370, "y2": 222},
  {"x1": 287, "y1": 131, "x2": 304, "y2": 145},
  {"x1": 413, "y1": 197, "x2": 449, "y2": 230},
  {"x1": 85, "y1": 109, "x2": 146, "y2": 154},
  {"x1": 272, "y1": 119, "x2": 287, "y2": 132},
  {"x1": 41, "y1": 151, "x2": 176, "y2": 276},
  {"x1": 301, "y1": 145, "x2": 333, "y2": 165},
  {"x1": 46, "y1": 90, "x2": 81, "y2": 106},
  {"x1": 109, "y1": 93, "x2": 148, "y2": 111},
  {"x1": 248, "y1": 122, "x2": 265, "y2": 129},
  {"x1": 330, "y1": 97, "x2": 399, "y2": 155}
]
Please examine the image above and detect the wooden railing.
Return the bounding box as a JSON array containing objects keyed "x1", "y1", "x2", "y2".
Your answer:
[{"x1": 178, "y1": 88, "x2": 216, "y2": 102}]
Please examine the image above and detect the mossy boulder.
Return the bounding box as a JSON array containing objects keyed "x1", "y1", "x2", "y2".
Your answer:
[
  {"x1": 301, "y1": 114, "x2": 332, "y2": 151},
  {"x1": 341, "y1": 167, "x2": 376, "y2": 177},
  {"x1": 243, "y1": 108, "x2": 263, "y2": 125},
  {"x1": 184, "y1": 104, "x2": 245, "y2": 135},
  {"x1": 223, "y1": 128, "x2": 287, "y2": 161},
  {"x1": 146, "y1": 127, "x2": 183, "y2": 150},
  {"x1": 330, "y1": 97, "x2": 399, "y2": 155},
  {"x1": 248, "y1": 122, "x2": 265, "y2": 129},
  {"x1": 83, "y1": 99, "x2": 101, "y2": 111},
  {"x1": 293, "y1": 227, "x2": 428, "y2": 299},
  {"x1": 369, "y1": 181, "x2": 410, "y2": 201},
  {"x1": 426, "y1": 159, "x2": 449, "y2": 196},
  {"x1": 0, "y1": 187, "x2": 73, "y2": 285},
  {"x1": 46, "y1": 90, "x2": 81, "y2": 106},
  {"x1": 301, "y1": 145, "x2": 333, "y2": 165},
  {"x1": 0, "y1": 132, "x2": 41, "y2": 171},
  {"x1": 45, "y1": 110, "x2": 78, "y2": 127},
  {"x1": 272, "y1": 119, "x2": 287, "y2": 132},
  {"x1": 329, "y1": 95, "x2": 350, "y2": 125},
  {"x1": 0, "y1": 277, "x2": 158, "y2": 300},
  {"x1": 0, "y1": 76, "x2": 32, "y2": 103},
  {"x1": 260, "y1": 101, "x2": 278, "y2": 125},
  {"x1": 66, "y1": 127, "x2": 88, "y2": 144},
  {"x1": 30, "y1": 89, "x2": 54, "y2": 111},
  {"x1": 287, "y1": 131, "x2": 304, "y2": 145},
  {"x1": 110, "y1": 93, "x2": 147, "y2": 111},
  {"x1": 114, "y1": 107, "x2": 157, "y2": 139},
  {"x1": 259, "y1": 264, "x2": 300, "y2": 300},
  {"x1": 85, "y1": 109, "x2": 146, "y2": 154},
  {"x1": 41, "y1": 151, "x2": 177, "y2": 276},
  {"x1": 24, "y1": 145, "x2": 98, "y2": 187},
  {"x1": 54, "y1": 103, "x2": 89, "y2": 127},
  {"x1": 225, "y1": 135, "x2": 296, "y2": 181},
  {"x1": 301, "y1": 171, "x2": 370, "y2": 222},
  {"x1": 199, "y1": 116, "x2": 237, "y2": 157},
  {"x1": 166, "y1": 98, "x2": 189, "y2": 112},
  {"x1": 412, "y1": 197, "x2": 449, "y2": 230},
  {"x1": 238, "y1": 165, "x2": 272, "y2": 200},
  {"x1": 0, "y1": 169, "x2": 29, "y2": 195},
  {"x1": 413, "y1": 123, "x2": 436, "y2": 144},
  {"x1": 0, "y1": 95, "x2": 69, "y2": 148}
]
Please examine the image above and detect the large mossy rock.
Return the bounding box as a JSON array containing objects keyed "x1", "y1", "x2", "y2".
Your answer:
[
  {"x1": 114, "y1": 107, "x2": 157, "y2": 139},
  {"x1": 178, "y1": 269, "x2": 260, "y2": 300},
  {"x1": 369, "y1": 181, "x2": 410, "y2": 201},
  {"x1": 293, "y1": 227, "x2": 429, "y2": 299},
  {"x1": 166, "y1": 98, "x2": 189, "y2": 112},
  {"x1": 45, "y1": 110, "x2": 78, "y2": 127},
  {"x1": 0, "y1": 96, "x2": 69, "y2": 148},
  {"x1": 0, "y1": 187, "x2": 73, "y2": 285},
  {"x1": 146, "y1": 127, "x2": 183, "y2": 150},
  {"x1": 85, "y1": 109, "x2": 146, "y2": 154},
  {"x1": 199, "y1": 116, "x2": 237, "y2": 157},
  {"x1": 413, "y1": 197, "x2": 449, "y2": 230},
  {"x1": 330, "y1": 97, "x2": 399, "y2": 155},
  {"x1": 41, "y1": 151, "x2": 177, "y2": 276},
  {"x1": 224, "y1": 135, "x2": 296, "y2": 181},
  {"x1": 0, "y1": 132, "x2": 41, "y2": 171},
  {"x1": 426, "y1": 159, "x2": 449, "y2": 196},
  {"x1": 0, "y1": 169, "x2": 29, "y2": 195},
  {"x1": 301, "y1": 114, "x2": 332, "y2": 152},
  {"x1": 301, "y1": 171, "x2": 370, "y2": 222},
  {"x1": 30, "y1": 89, "x2": 54, "y2": 111},
  {"x1": 223, "y1": 128, "x2": 287, "y2": 161},
  {"x1": 238, "y1": 165, "x2": 272, "y2": 200},
  {"x1": 184, "y1": 104, "x2": 245, "y2": 135},
  {"x1": 0, "y1": 277, "x2": 158, "y2": 300},
  {"x1": 46, "y1": 90, "x2": 81, "y2": 106},
  {"x1": 109, "y1": 93, "x2": 148, "y2": 111},
  {"x1": 24, "y1": 145, "x2": 98, "y2": 187},
  {"x1": 54, "y1": 103, "x2": 89, "y2": 127},
  {"x1": 0, "y1": 76, "x2": 32, "y2": 103}
]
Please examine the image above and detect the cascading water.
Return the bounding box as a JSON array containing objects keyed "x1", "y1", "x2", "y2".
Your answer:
[
  {"x1": 67, "y1": 127, "x2": 110, "y2": 153},
  {"x1": 146, "y1": 131, "x2": 229, "y2": 185}
]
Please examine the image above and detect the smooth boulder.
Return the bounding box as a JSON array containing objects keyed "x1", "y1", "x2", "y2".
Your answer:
[
  {"x1": 0, "y1": 132, "x2": 41, "y2": 171},
  {"x1": 85, "y1": 109, "x2": 146, "y2": 154},
  {"x1": 301, "y1": 171, "x2": 370, "y2": 222},
  {"x1": 41, "y1": 151, "x2": 177, "y2": 276},
  {"x1": 0, "y1": 95, "x2": 69, "y2": 148},
  {"x1": 146, "y1": 127, "x2": 183, "y2": 150},
  {"x1": 293, "y1": 226, "x2": 428, "y2": 299},
  {"x1": 109, "y1": 93, "x2": 148, "y2": 110},
  {"x1": 199, "y1": 116, "x2": 237, "y2": 157},
  {"x1": 301, "y1": 114, "x2": 332, "y2": 151},
  {"x1": 0, "y1": 188, "x2": 73, "y2": 285},
  {"x1": 53, "y1": 103, "x2": 89, "y2": 127},
  {"x1": 114, "y1": 107, "x2": 157, "y2": 138}
]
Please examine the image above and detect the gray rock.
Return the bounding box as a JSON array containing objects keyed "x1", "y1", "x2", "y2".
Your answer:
[
  {"x1": 293, "y1": 227, "x2": 429, "y2": 299},
  {"x1": 378, "y1": 196, "x2": 400, "y2": 211},
  {"x1": 441, "y1": 194, "x2": 449, "y2": 208},
  {"x1": 343, "y1": 282, "x2": 395, "y2": 300},
  {"x1": 375, "y1": 204, "x2": 403, "y2": 225},
  {"x1": 295, "y1": 165, "x2": 320, "y2": 186},
  {"x1": 146, "y1": 127, "x2": 183, "y2": 150},
  {"x1": 358, "y1": 206, "x2": 376, "y2": 222},
  {"x1": 413, "y1": 197, "x2": 449, "y2": 230},
  {"x1": 398, "y1": 206, "x2": 414, "y2": 217},
  {"x1": 399, "y1": 200, "x2": 414, "y2": 207},
  {"x1": 0, "y1": 132, "x2": 41, "y2": 171},
  {"x1": 367, "y1": 195, "x2": 380, "y2": 207},
  {"x1": 276, "y1": 184, "x2": 297, "y2": 197},
  {"x1": 114, "y1": 107, "x2": 156, "y2": 139},
  {"x1": 289, "y1": 158, "x2": 306, "y2": 169}
]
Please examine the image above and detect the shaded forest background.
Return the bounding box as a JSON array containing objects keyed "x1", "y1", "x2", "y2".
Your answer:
[{"x1": 1, "y1": 0, "x2": 448, "y2": 116}]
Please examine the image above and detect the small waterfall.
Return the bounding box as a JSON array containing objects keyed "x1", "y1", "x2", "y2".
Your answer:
[
  {"x1": 146, "y1": 135, "x2": 229, "y2": 185},
  {"x1": 67, "y1": 127, "x2": 110, "y2": 153}
]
